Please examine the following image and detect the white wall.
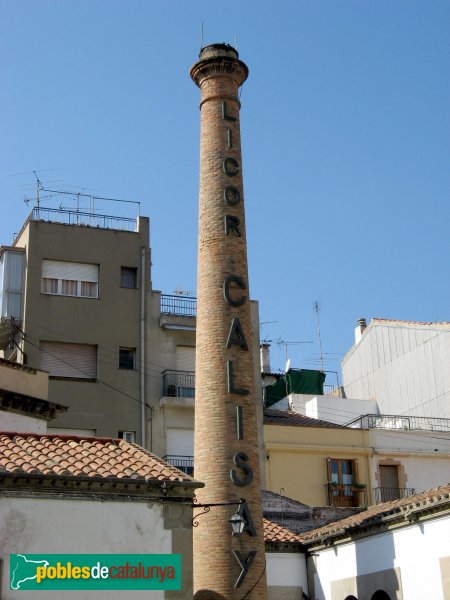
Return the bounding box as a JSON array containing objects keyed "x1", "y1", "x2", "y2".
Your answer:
[
  {"x1": 342, "y1": 323, "x2": 450, "y2": 418},
  {"x1": 0, "y1": 410, "x2": 47, "y2": 433},
  {"x1": 266, "y1": 552, "x2": 307, "y2": 589},
  {"x1": 289, "y1": 394, "x2": 320, "y2": 414},
  {"x1": 311, "y1": 514, "x2": 450, "y2": 600},
  {"x1": 371, "y1": 429, "x2": 450, "y2": 454},
  {"x1": 303, "y1": 395, "x2": 378, "y2": 425},
  {"x1": 0, "y1": 496, "x2": 172, "y2": 600}
]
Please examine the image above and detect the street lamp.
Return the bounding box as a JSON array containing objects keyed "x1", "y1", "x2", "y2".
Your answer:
[
  {"x1": 229, "y1": 507, "x2": 246, "y2": 535},
  {"x1": 192, "y1": 498, "x2": 247, "y2": 536}
]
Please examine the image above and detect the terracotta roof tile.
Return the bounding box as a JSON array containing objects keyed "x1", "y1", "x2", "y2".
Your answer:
[
  {"x1": 264, "y1": 408, "x2": 347, "y2": 429},
  {"x1": 300, "y1": 483, "x2": 450, "y2": 545},
  {"x1": 0, "y1": 432, "x2": 194, "y2": 483},
  {"x1": 263, "y1": 518, "x2": 303, "y2": 543}
]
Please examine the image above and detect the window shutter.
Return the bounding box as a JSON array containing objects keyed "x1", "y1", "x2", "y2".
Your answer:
[
  {"x1": 166, "y1": 428, "x2": 194, "y2": 456},
  {"x1": 176, "y1": 346, "x2": 196, "y2": 372},
  {"x1": 42, "y1": 260, "x2": 98, "y2": 282},
  {"x1": 39, "y1": 342, "x2": 97, "y2": 379}
]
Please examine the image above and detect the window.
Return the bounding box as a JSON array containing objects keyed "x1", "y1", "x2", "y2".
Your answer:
[
  {"x1": 42, "y1": 260, "x2": 99, "y2": 298},
  {"x1": 39, "y1": 342, "x2": 97, "y2": 380},
  {"x1": 329, "y1": 458, "x2": 354, "y2": 487},
  {"x1": 0, "y1": 249, "x2": 25, "y2": 319},
  {"x1": 165, "y1": 428, "x2": 194, "y2": 475},
  {"x1": 118, "y1": 431, "x2": 136, "y2": 443},
  {"x1": 121, "y1": 267, "x2": 137, "y2": 288},
  {"x1": 119, "y1": 347, "x2": 135, "y2": 370},
  {"x1": 327, "y1": 458, "x2": 362, "y2": 507},
  {"x1": 48, "y1": 427, "x2": 97, "y2": 437}
]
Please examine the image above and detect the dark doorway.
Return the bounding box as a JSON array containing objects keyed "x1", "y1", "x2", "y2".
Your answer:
[{"x1": 371, "y1": 590, "x2": 391, "y2": 600}]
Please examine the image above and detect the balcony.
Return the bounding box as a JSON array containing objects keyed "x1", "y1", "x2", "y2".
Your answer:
[
  {"x1": 160, "y1": 294, "x2": 196, "y2": 317},
  {"x1": 159, "y1": 295, "x2": 196, "y2": 331},
  {"x1": 347, "y1": 413, "x2": 450, "y2": 433},
  {"x1": 30, "y1": 207, "x2": 137, "y2": 232},
  {"x1": 163, "y1": 455, "x2": 194, "y2": 476},
  {"x1": 162, "y1": 370, "x2": 195, "y2": 399},
  {"x1": 325, "y1": 482, "x2": 367, "y2": 508},
  {"x1": 374, "y1": 487, "x2": 416, "y2": 503}
]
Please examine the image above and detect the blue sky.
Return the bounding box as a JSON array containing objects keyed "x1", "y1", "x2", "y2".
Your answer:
[{"x1": 1, "y1": 1, "x2": 449, "y2": 376}]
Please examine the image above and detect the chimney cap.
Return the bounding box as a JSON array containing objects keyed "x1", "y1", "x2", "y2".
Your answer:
[
  {"x1": 357, "y1": 318, "x2": 367, "y2": 327},
  {"x1": 199, "y1": 43, "x2": 239, "y2": 60}
]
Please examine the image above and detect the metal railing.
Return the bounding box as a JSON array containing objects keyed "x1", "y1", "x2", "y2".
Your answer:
[
  {"x1": 346, "y1": 413, "x2": 450, "y2": 433},
  {"x1": 325, "y1": 482, "x2": 367, "y2": 508},
  {"x1": 160, "y1": 294, "x2": 197, "y2": 317},
  {"x1": 163, "y1": 455, "x2": 194, "y2": 476},
  {"x1": 162, "y1": 370, "x2": 195, "y2": 398},
  {"x1": 31, "y1": 207, "x2": 137, "y2": 232},
  {"x1": 373, "y1": 487, "x2": 416, "y2": 503}
]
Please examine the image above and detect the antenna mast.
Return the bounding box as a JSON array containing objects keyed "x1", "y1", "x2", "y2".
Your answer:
[
  {"x1": 33, "y1": 171, "x2": 43, "y2": 209},
  {"x1": 313, "y1": 300, "x2": 324, "y2": 371}
]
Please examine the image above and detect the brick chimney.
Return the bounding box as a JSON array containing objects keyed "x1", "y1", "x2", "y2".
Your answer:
[
  {"x1": 260, "y1": 343, "x2": 271, "y2": 373},
  {"x1": 190, "y1": 44, "x2": 268, "y2": 599}
]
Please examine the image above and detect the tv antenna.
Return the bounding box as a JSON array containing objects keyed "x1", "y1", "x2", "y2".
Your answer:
[
  {"x1": 174, "y1": 288, "x2": 196, "y2": 297},
  {"x1": 313, "y1": 300, "x2": 325, "y2": 371},
  {"x1": 263, "y1": 337, "x2": 314, "y2": 365}
]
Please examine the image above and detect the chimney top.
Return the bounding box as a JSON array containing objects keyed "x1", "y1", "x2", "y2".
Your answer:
[
  {"x1": 199, "y1": 43, "x2": 239, "y2": 60},
  {"x1": 354, "y1": 317, "x2": 367, "y2": 344}
]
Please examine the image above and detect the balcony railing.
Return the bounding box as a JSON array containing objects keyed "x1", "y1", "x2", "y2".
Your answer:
[
  {"x1": 31, "y1": 207, "x2": 137, "y2": 232},
  {"x1": 163, "y1": 455, "x2": 194, "y2": 476},
  {"x1": 325, "y1": 482, "x2": 367, "y2": 508},
  {"x1": 373, "y1": 487, "x2": 416, "y2": 503},
  {"x1": 162, "y1": 370, "x2": 195, "y2": 398},
  {"x1": 346, "y1": 413, "x2": 450, "y2": 433},
  {"x1": 160, "y1": 294, "x2": 197, "y2": 317}
]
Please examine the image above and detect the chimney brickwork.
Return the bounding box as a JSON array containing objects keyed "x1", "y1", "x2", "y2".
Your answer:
[{"x1": 190, "y1": 44, "x2": 268, "y2": 599}]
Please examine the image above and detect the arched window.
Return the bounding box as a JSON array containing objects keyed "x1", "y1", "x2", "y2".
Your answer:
[{"x1": 371, "y1": 591, "x2": 391, "y2": 600}]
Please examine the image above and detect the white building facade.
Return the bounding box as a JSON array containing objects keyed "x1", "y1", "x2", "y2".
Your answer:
[
  {"x1": 302, "y1": 486, "x2": 450, "y2": 600},
  {"x1": 342, "y1": 318, "x2": 450, "y2": 418}
]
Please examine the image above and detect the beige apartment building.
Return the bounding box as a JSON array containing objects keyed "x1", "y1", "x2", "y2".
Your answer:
[{"x1": 0, "y1": 204, "x2": 263, "y2": 469}]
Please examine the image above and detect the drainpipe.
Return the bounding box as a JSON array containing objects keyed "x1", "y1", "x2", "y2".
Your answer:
[{"x1": 140, "y1": 247, "x2": 146, "y2": 447}]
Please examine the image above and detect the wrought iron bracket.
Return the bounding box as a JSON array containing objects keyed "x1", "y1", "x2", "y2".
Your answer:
[{"x1": 192, "y1": 497, "x2": 245, "y2": 527}]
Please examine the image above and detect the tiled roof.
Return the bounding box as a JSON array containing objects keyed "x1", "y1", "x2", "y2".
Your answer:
[
  {"x1": 300, "y1": 484, "x2": 450, "y2": 545},
  {"x1": 0, "y1": 432, "x2": 193, "y2": 483},
  {"x1": 372, "y1": 318, "x2": 450, "y2": 327},
  {"x1": 264, "y1": 408, "x2": 346, "y2": 429},
  {"x1": 263, "y1": 518, "x2": 303, "y2": 543}
]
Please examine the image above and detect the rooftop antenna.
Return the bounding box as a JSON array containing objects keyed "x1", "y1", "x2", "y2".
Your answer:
[
  {"x1": 174, "y1": 288, "x2": 196, "y2": 297},
  {"x1": 234, "y1": 34, "x2": 238, "y2": 52},
  {"x1": 33, "y1": 171, "x2": 43, "y2": 209},
  {"x1": 313, "y1": 300, "x2": 324, "y2": 371},
  {"x1": 265, "y1": 337, "x2": 314, "y2": 365},
  {"x1": 201, "y1": 22, "x2": 204, "y2": 50},
  {"x1": 24, "y1": 193, "x2": 54, "y2": 206}
]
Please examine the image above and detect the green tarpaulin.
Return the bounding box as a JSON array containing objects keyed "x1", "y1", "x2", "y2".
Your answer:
[{"x1": 264, "y1": 369, "x2": 326, "y2": 408}]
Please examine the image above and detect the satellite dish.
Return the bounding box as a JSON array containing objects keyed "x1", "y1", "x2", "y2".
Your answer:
[{"x1": 284, "y1": 358, "x2": 291, "y2": 373}]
